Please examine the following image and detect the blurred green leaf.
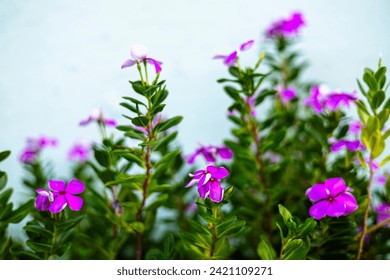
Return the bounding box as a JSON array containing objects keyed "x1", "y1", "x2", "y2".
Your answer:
[
  {"x1": 257, "y1": 235, "x2": 277, "y2": 260},
  {"x1": 0, "y1": 151, "x2": 11, "y2": 163}
]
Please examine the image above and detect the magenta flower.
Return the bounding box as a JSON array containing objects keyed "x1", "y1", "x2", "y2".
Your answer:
[
  {"x1": 329, "y1": 139, "x2": 365, "y2": 152},
  {"x1": 186, "y1": 165, "x2": 229, "y2": 203},
  {"x1": 187, "y1": 144, "x2": 233, "y2": 165},
  {"x1": 304, "y1": 85, "x2": 358, "y2": 113},
  {"x1": 323, "y1": 91, "x2": 358, "y2": 111},
  {"x1": 349, "y1": 120, "x2": 361, "y2": 135},
  {"x1": 213, "y1": 40, "x2": 254, "y2": 67},
  {"x1": 266, "y1": 12, "x2": 305, "y2": 38},
  {"x1": 79, "y1": 108, "x2": 117, "y2": 127},
  {"x1": 304, "y1": 85, "x2": 324, "y2": 113},
  {"x1": 375, "y1": 203, "x2": 390, "y2": 226},
  {"x1": 19, "y1": 135, "x2": 58, "y2": 164},
  {"x1": 68, "y1": 139, "x2": 92, "y2": 162},
  {"x1": 35, "y1": 179, "x2": 85, "y2": 214},
  {"x1": 306, "y1": 177, "x2": 358, "y2": 220},
  {"x1": 278, "y1": 87, "x2": 296, "y2": 104},
  {"x1": 245, "y1": 96, "x2": 256, "y2": 117},
  {"x1": 121, "y1": 44, "x2": 162, "y2": 74},
  {"x1": 376, "y1": 174, "x2": 387, "y2": 186}
]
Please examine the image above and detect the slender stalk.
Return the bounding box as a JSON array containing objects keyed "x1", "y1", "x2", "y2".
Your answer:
[
  {"x1": 357, "y1": 155, "x2": 374, "y2": 260},
  {"x1": 355, "y1": 217, "x2": 390, "y2": 239},
  {"x1": 209, "y1": 224, "x2": 217, "y2": 258},
  {"x1": 135, "y1": 145, "x2": 152, "y2": 260}
]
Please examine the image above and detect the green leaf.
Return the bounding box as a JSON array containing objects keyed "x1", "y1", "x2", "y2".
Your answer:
[
  {"x1": 130, "y1": 80, "x2": 144, "y2": 94},
  {"x1": 188, "y1": 219, "x2": 212, "y2": 236},
  {"x1": 380, "y1": 155, "x2": 390, "y2": 167},
  {"x1": 129, "y1": 222, "x2": 144, "y2": 233},
  {"x1": 122, "y1": 96, "x2": 147, "y2": 107},
  {"x1": 154, "y1": 116, "x2": 183, "y2": 133},
  {"x1": 370, "y1": 131, "x2": 385, "y2": 158},
  {"x1": 124, "y1": 130, "x2": 146, "y2": 141},
  {"x1": 363, "y1": 71, "x2": 378, "y2": 90},
  {"x1": 216, "y1": 216, "x2": 237, "y2": 236},
  {"x1": 229, "y1": 66, "x2": 240, "y2": 78},
  {"x1": 55, "y1": 216, "x2": 84, "y2": 233},
  {"x1": 94, "y1": 148, "x2": 110, "y2": 168},
  {"x1": 216, "y1": 220, "x2": 245, "y2": 238},
  {"x1": 357, "y1": 79, "x2": 367, "y2": 96},
  {"x1": 120, "y1": 102, "x2": 138, "y2": 113},
  {"x1": 371, "y1": 90, "x2": 386, "y2": 110},
  {"x1": 153, "y1": 149, "x2": 180, "y2": 171},
  {"x1": 145, "y1": 249, "x2": 164, "y2": 260},
  {"x1": 356, "y1": 100, "x2": 370, "y2": 124},
  {"x1": 281, "y1": 238, "x2": 309, "y2": 260},
  {"x1": 378, "y1": 109, "x2": 390, "y2": 129},
  {"x1": 0, "y1": 171, "x2": 7, "y2": 190},
  {"x1": 24, "y1": 225, "x2": 53, "y2": 240},
  {"x1": 6, "y1": 199, "x2": 34, "y2": 224},
  {"x1": 224, "y1": 86, "x2": 240, "y2": 100},
  {"x1": 0, "y1": 151, "x2": 11, "y2": 163},
  {"x1": 0, "y1": 188, "x2": 12, "y2": 205},
  {"x1": 26, "y1": 240, "x2": 52, "y2": 253},
  {"x1": 132, "y1": 116, "x2": 148, "y2": 127},
  {"x1": 257, "y1": 235, "x2": 277, "y2": 260},
  {"x1": 297, "y1": 218, "x2": 317, "y2": 236},
  {"x1": 153, "y1": 131, "x2": 178, "y2": 151}
]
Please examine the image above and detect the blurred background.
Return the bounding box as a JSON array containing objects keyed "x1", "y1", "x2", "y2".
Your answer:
[{"x1": 1, "y1": 0, "x2": 390, "y2": 203}]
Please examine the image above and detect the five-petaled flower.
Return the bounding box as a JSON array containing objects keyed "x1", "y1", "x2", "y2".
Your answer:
[
  {"x1": 266, "y1": 12, "x2": 305, "y2": 38},
  {"x1": 186, "y1": 165, "x2": 229, "y2": 203},
  {"x1": 306, "y1": 177, "x2": 358, "y2": 220},
  {"x1": 121, "y1": 44, "x2": 163, "y2": 74},
  {"x1": 79, "y1": 108, "x2": 117, "y2": 127},
  {"x1": 213, "y1": 40, "x2": 254, "y2": 67},
  {"x1": 35, "y1": 179, "x2": 85, "y2": 214}
]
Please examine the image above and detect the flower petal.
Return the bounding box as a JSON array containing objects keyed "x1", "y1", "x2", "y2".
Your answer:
[
  {"x1": 309, "y1": 200, "x2": 329, "y2": 220},
  {"x1": 121, "y1": 59, "x2": 136, "y2": 69},
  {"x1": 49, "y1": 195, "x2": 67, "y2": 214},
  {"x1": 199, "y1": 172, "x2": 212, "y2": 185},
  {"x1": 185, "y1": 178, "x2": 199, "y2": 188},
  {"x1": 239, "y1": 40, "x2": 254, "y2": 52},
  {"x1": 325, "y1": 177, "x2": 347, "y2": 197},
  {"x1": 224, "y1": 51, "x2": 237, "y2": 66},
  {"x1": 104, "y1": 118, "x2": 117, "y2": 127},
  {"x1": 145, "y1": 58, "x2": 162, "y2": 74},
  {"x1": 305, "y1": 183, "x2": 328, "y2": 202},
  {"x1": 326, "y1": 201, "x2": 347, "y2": 217},
  {"x1": 198, "y1": 183, "x2": 210, "y2": 199},
  {"x1": 66, "y1": 194, "x2": 83, "y2": 211},
  {"x1": 48, "y1": 180, "x2": 66, "y2": 192},
  {"x1": 209, "y1": 181, "x2": 224, "y2": 203},
  {"x1": 35, "y1": 195, "x2": 51, "y2": 211},
  {"x1": 207, "y1": 165, "x2": 229, "y2": 179},
  {"x1": 336, "y1": 193, "x2": 358, "y2": 214},
  {"x1": 66, "y1": 178, "x2": 85, "y2": 194}
]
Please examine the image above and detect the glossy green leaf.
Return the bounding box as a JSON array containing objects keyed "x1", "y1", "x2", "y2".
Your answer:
[
  {"x1": 0, "y1": 151, "x2": 11, "y2": 163},
  {"x1": 257, "y1": 235, "x2": 277, "y2": 260}
]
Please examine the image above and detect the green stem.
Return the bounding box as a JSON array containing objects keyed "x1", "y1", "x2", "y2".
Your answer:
[{"x1": 357, "y1": 155, "x2": 374, "y2": 260}]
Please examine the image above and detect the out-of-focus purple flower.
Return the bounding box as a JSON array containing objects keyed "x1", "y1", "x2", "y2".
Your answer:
[
  {"x1": 278, "y1": 87, "x2": 296, "y2": 104},
  {"x1": 375, "y1": 203, "x2": 390, "y2": 226},
  {"x1": 323, "y1": 91, "x2": 358, "y2": 111},
  {"x1": 79, "y1": 108, "x2": 117, "y2": 127},
  {"x1": 39, "y1": 179, "x2": 85, "y2": 214},
  {"x1": 304, "y1": 85, "x2": 357, "y2": 113},
  {"x1": 304, "y1": 85, "x2": 324, "y2": 113},
  {"x1": 349, "y1": 120, "x2": 361, "y2": 135},
  {"x1": 19, "y1": 135, "x2": 58, "y2": 164},
  {"x1": 329, "y1": 138, "x2": 365, "y2": 152},
  {"x1": 68, "y1": 139, "x2": 92, "y2": 162},
  {"x1": 213, "y1": 40, "x2": 254, "y2": 67},
  {"x1": 306, "y1": 177, "x2": 358, "y2": 220},
  {"x1": 187, "y1": 144, "x2": 233, "y2": 165},
  {"x1": 186, "y1": 165, "x2": 229, "y2": 203},
  {"x1": 376, "y1": 174, "x2": 387, "y2": 186},
  {"x1": 264, "y1": 151, "x2": 282, "y2": 164},
  {"x1": 245, "y1": 96, "x2": 256, "y2": 117},
  {"x1": 121, "y1": 44, "x2": 163, "y2": 74},
  {"x1": 266, "y1": 12, "x2": 305, "y2": 38}
]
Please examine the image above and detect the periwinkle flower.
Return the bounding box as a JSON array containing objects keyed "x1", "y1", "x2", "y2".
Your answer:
[
  {"x1": 79, "y1": 108, "x2": 117, "y2": 127},
  {"x1": 186, "y1": 165, "x2": 229, "y2": 203},
  {"x1": 329, "y1": 139, "x2": 365, "y2": 152},
  {"x1": 349, "y1": 120, "x2": 362, "y2": 135},
  {"x1": 187, "y1": 144, "x2": 233, "y2": 165},
  {"x1": 376, "y1": 174, "x2": 387, "y2": 186},
  {"x1": 278, "y1": 87, "x2": 296, "y2": 104},
  {"x1": 304, "y1": 85, "x2": 324, "y2": 113},
  {"x1": 306, "y1": 177, "x2": 358, "y2": 220},
  {"x1": 67, "y1": 139, "x2": 92, "y2": 162},
  {"x1": 35, "y1": 179, "x2": 85, "y2": 214},
  {"x1": 266, "y1": 12, "x2": 305, "y2": 38},
  {"x1": 19, "y1": 135, "x2": 58, "y2": 164},
  {"x1": 121, "y1": 44, "x2": 163, "y2": 74},
  {"x1": 213, "y1": 40, "x2": 254, "y2": 67},
  {"x1": 375, "y1": 203, "x2": 390, "y2": 226}
]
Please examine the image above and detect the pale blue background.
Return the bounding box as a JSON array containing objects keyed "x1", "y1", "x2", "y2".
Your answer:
[{"x1": 1, "y1": 0, "x2": 390, "y2": 204}]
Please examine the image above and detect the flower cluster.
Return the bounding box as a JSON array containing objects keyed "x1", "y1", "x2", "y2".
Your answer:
[
  {"x1": 186, "y1": 165, "x2": 229, "y2": 203},
  {"x1": 19, "y1": 135, "x2": 58, "y2": 164},
  {"x1": 187, "y1": 144, "x2": 233, "y2": 164},
  {"x1": 306, "y1": 178, "x2": 358, "y2": 220},
  {"x1": 266, "y1": 12, "x2": 305, "y2": 38},
  {"x1": 304, "y1": 85, "x2": 358, "y2": 113},
  {"x1": 35, "y1": 179, "x2": 85, "y2": 214},
  {"x1": 213, "y1": 40, "x2": 254, "y2": 67}
]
